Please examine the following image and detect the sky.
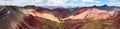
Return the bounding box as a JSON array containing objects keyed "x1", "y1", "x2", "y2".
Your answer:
[{"x1": 0, "y1": 0, "x2": 120, "y2": 6}]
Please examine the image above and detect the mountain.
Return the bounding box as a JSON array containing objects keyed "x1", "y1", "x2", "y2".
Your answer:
[
  {"x1": 0, "y1": 5, "x2": 120, "y2": 29},
  {"x1": 63, "y1": 6, "x2": 120, "y2": 29},
  {"x1": 51, "y1": 7, "x2": 70, "y2": 18},
  {"x1": 36, "y1": 7, "x2": 50, "y2": 12},
  {"x1": 64, "y1": 7, "x2": 114, "y2": 20},
  {"x1": 0, "y1": 6, "x2": 25, "y2": 29},
  {"x1": 111, "y1": 12, "x2": 120, "y2": 29}
]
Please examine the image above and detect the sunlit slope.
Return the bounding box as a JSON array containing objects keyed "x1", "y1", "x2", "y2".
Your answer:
[
  {"x1": 40, "y1": 11, "x2": 60, "y2": 23},
  {"x1": 64, "y1": 7, "x2": 115, "y2": 20}
]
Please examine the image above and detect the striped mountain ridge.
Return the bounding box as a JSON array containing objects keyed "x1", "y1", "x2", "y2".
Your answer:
[{"x1": 0, "y1": 5, "x2": 120, "y2": 29}]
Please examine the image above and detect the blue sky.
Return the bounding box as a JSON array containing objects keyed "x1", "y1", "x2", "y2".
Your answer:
[{"x1": 0, "y1": 0, "x2": 120, "y2": 6}]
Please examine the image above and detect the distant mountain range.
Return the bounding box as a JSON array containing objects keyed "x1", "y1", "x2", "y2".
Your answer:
[
  {"x1": 0, "y1": 5, "x2": 120, "y2": 29},
  {"x1": 0, "y1": 5, "x2": 120, "y2": 21}
]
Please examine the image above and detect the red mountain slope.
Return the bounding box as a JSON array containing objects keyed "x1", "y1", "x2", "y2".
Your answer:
[{"x1": 64, "y1": 7, "x2": 111, "y2": 20}]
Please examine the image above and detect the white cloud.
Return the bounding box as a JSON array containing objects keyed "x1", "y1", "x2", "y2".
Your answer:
[
  {"x1": 81, "y1": 0, "x2": 95, "y2": 2},
  {"x1": 45, "y1": 0, "x2": 67, "y2": 6},
  {"x1": 0, "y1": 0, "x2": 77, "y2": 6},
  {"x1": 0, "y1": 0, "x2": 119, "y2": 6},
  {"x1": 108, "y1": 2, "x2": 120, "y2": 6},
  {"x1": 0, "y1": 0, "x2": 96, "y2": 6},
  {"x1": 64, "y1": 3, "x2": 86, "y2": 6},
  {"x1": 95, "y1": 1, "x2": 100, "y2": 3},
  {"x1": 81, "y1": 0, "x2": 101, "y2": 3},
  {"x1": 107, "y1": 0, "x2": 120, "y2": 6}
]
